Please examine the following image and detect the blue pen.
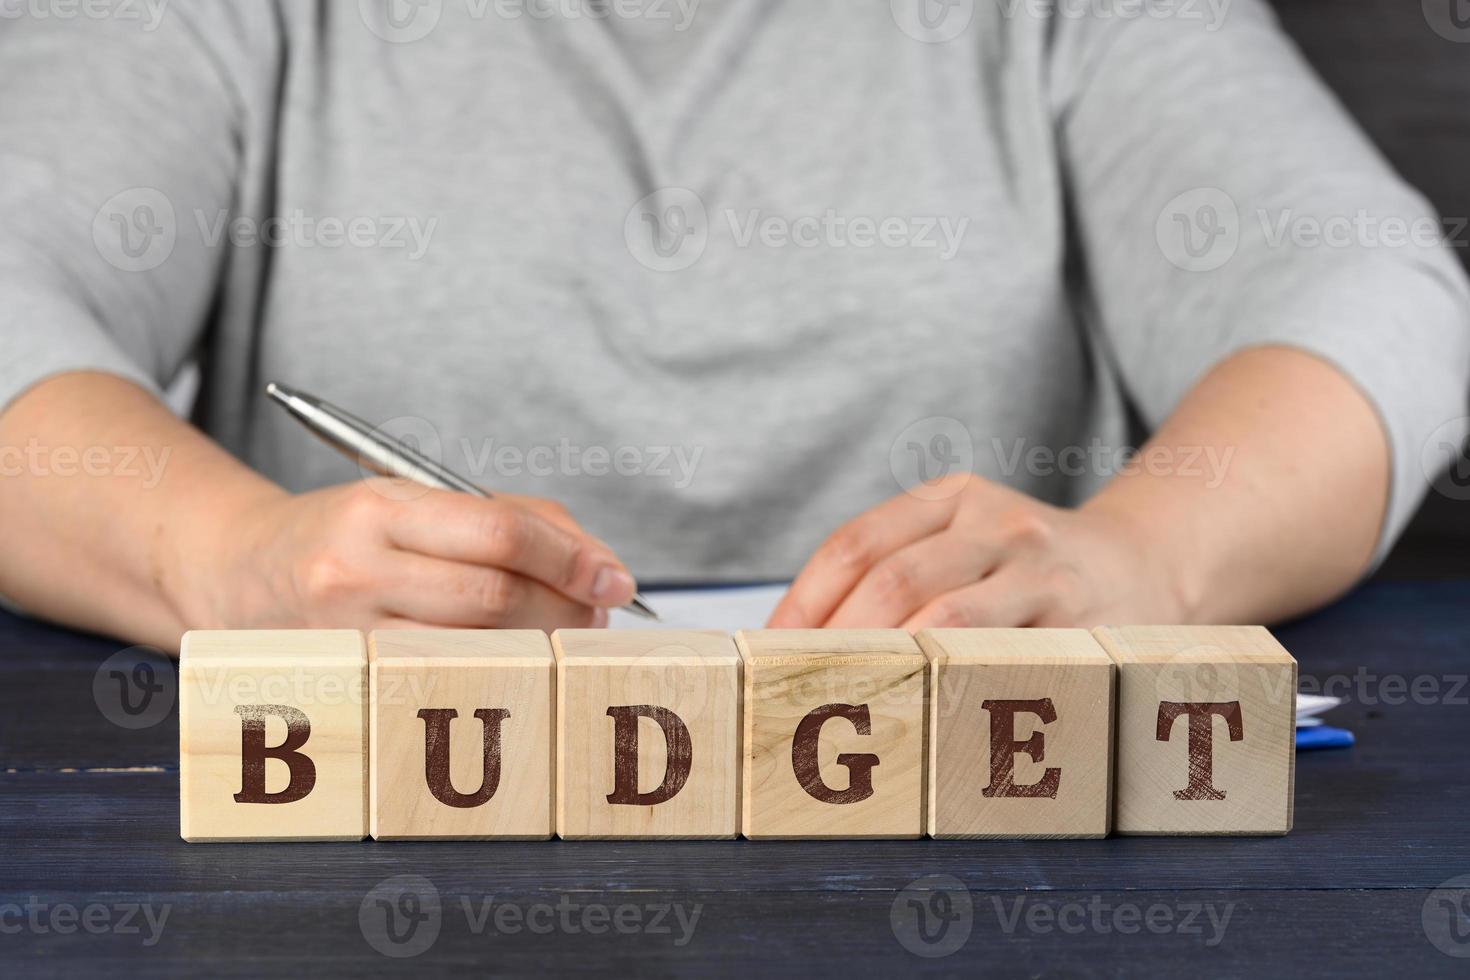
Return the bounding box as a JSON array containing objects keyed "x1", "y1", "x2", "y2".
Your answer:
[{"x1": 1296, "y1": 725, "x2": 1355, "y2": 751}]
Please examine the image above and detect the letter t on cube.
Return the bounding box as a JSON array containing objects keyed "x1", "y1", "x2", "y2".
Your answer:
[
  {"x1": 179, "y1": 630, "x2": 367, "y2": 842},
  {"x1": 1094, "y1": 626, "x2": 1296, "y2": 835}
]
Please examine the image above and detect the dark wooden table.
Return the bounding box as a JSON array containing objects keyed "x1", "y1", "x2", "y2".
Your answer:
[{"x1": 3, "y1": 580, "x2": 1469, "y2": 977}]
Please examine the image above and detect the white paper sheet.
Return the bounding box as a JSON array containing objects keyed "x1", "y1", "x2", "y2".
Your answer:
[
  {"x1": 608, "y1": 584, "x2": 787, "y2": 632},
  {"x1": 1295, "y1": 692, "x2": 1341, "y2": 724}
]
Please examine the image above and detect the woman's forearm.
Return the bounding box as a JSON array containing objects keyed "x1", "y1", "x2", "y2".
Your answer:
[
  {"x1": 0, "y1": 371, "x2": 640, "y2": 651},
  {"x1": 0, "y1": 372, "x2": 285, "y2": 649},
  {"x1": 1084, "y1": 344, "x2": 1389, "y2": 625}
]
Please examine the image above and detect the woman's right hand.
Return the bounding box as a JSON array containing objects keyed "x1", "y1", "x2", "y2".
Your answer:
[{"x1": 192, "y1": 480, "x2": 638, "y2": 632}]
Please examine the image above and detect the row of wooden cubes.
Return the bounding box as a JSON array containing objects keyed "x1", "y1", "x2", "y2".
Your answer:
[{"x1": 179, "y1": 626, "x2": 1297, "y2": 841}]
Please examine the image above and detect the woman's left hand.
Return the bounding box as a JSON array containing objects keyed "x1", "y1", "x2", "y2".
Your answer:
[{"x1": 767, "y1": 473, "x2": 1186, "y2": 630}]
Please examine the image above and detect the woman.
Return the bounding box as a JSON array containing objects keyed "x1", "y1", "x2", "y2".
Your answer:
[{"x1": 0, "y1": 0, "x2": 1466, "y2": 650}]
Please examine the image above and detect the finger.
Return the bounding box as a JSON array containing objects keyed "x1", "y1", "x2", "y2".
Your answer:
[
  {"x1": 768, "y1": 491, "x2": 959, "y2": 627},
  {"x1": 902, "y1": 569, "x2": 1050, "y2": 630},
  {"x1": 489, "y1": 494, "x2": 625, "y2": 575},
  {"x1": 825, "y1": 530, "x2": 1001, "y2": 628},
  {"x1": 501, "y1": 494, "x2": 582, "y2": 534},
  {"x1": 385, "y1": 492, "x2": 637, "y2": 608},
  {"x1": 378, "y1": 552, "x2": 601, "y2": 629}
]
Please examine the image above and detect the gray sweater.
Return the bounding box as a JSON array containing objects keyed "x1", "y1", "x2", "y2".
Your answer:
[{"x1": 2, "y1": 0, "x2": 1467, "y2": 581}]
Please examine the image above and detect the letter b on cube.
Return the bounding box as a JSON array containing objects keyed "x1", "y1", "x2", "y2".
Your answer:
[{"x1": 179, "y1": 630, "x2": 367, "y2": 841}]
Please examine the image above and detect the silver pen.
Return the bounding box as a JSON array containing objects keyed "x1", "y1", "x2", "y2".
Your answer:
[{"x1": 265, "y1": 382, "x2": 660, "y2": 621}]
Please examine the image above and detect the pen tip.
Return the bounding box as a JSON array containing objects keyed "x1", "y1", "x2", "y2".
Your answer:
[
  {"x1": 628, "y1": 593, "x2": 662, "y2": 621},
  {"x1": 265, "y1": 382, "x2": 298, "y2": 406}
]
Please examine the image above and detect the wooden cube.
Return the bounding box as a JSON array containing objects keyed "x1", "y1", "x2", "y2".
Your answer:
[
  {"x1": 553, "y1": 630, "x2": 741, "y2": 839},
  {"x1": 917, "y1": 629, "x2": 1115, "y2": 839},
  {"x1": 369, "y1": 630, "x2": 554, "y2": 841},
  {"x1": 179, "y1": 630, "x2": 366, "y2": 842},
  {"x1": 735, "y1": 630, "x2": 926, "y2": 839},
  {"x1": 1093, "y1": 626, "x2": 1296, "y2": 836}
]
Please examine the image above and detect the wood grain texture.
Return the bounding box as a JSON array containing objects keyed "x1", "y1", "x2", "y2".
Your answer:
[
  {"x1": 369, "y1": 630, "x2": 553, "y2": 841},
  {"x1": 553, "y1": 630, "x2": 740, "y2": 839},
  {"x1": 179, "y1": 630, "x2": 366, "y2": 842},
  {"x1": 918, "y1": 629, "x2": 1114, "y2": 839},
  {"x1": 735, "y1": 630, "x2": 926, "y2": 840},
  {"x1": 5, "y1": 578, "x2": 1470, "y2": 975},
  {"x1": 1094, "y1": 626, "x2": 1296, "y2": 836}
]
